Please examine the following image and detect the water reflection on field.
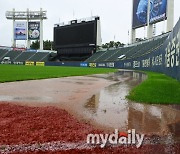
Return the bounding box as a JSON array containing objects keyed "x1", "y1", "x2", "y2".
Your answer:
[{"x1": 84, "y1": 71, "x2": 180, "y2": 143}]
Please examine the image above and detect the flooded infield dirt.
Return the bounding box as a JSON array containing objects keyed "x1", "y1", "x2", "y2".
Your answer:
[
  {"x1": 84, "y1": 72, "x2": 180, "y2": 143},
  {"x1": 0, "y1": 71, "x2": 179, "y2": 137},
  {"x1": 0, "y1": 70, "x2": 179, "y2": 153}
]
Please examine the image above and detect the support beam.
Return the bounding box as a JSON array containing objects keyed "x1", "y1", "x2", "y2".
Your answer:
[
  {"x1": 12, "y1": 8, "x2": 16, "y2": 47},
  {"x1": 147, "y1": 24, "x2": 153, "y2": 39},
  {"x1": 147, "y1": 0, "x2": 153, "y2": 39},
  {"x1": 166, "y1": 0, "x2": 174, "y2": 32},
  {"x1": 131, "y1": 0, "x2": 136, "y2": 43},
  {"x1": 26, "y1": 8, "x2": 31, "y2": 49},
  {"x1": 131, "y1": 29, "x2": 136, "y2": 43},
  {"x1": 40, "y1": 8, "x2": 43, "y2": 50}
]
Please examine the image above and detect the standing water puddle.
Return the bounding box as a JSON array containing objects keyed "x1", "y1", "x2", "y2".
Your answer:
[{"x1": 84, "y1": 71, "x2": 180, "y2": 143}]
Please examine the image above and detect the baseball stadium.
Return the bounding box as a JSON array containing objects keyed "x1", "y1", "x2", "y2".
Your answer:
[{"x1": 0, "y1": 0, "x2": 179, "y2": 153}]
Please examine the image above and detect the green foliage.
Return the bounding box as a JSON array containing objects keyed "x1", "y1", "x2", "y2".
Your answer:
[
  {"x1": 30, "y1": 40, "x2": 53, "y2": 50},
  {"x1": 127, "y1": 71, "x2": 180, "y2": 104},
  {"x1": 135, "y1": 38, "x2": 145, "y2": 42},
  {"x1": 30, "y1": 40, "x2": 40, "y2": 49},
  {"x1": 101, "y1": 41, "x2": 125, "y2": 49},
  {"x1": 43, "y1": 40, "x2": 52, "y2": 50}
]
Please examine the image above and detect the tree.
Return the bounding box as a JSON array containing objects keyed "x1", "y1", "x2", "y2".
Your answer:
[
  {"x1": 102, "y1": 43, "x2": 108, "y2": 49},
  {"x1": 109, "y1": 41, "x2": 115, "y2": 48},
  {"x1": 30, "y1": 40, "x2": 53, "y2": 50},
  {"x1": 135, "y1": 38, "x2": 144, "y2": 42},
  {"x1": 101, "y1": 41, "x2": 125, "y2": 49},
  {"x1": 115, "y1": 41, "x2": 125, "y2": 48},
  {"x1": 30, "y1": 40, "x2": 40, "y2": 49},
  {"x1": 43, "y1": 40, "x2": 52, "y2": 50}
]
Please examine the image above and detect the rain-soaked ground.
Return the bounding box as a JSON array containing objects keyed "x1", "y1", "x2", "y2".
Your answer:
[{"x1": 0, "y1": 70, "x2": 179, "y2": 145}]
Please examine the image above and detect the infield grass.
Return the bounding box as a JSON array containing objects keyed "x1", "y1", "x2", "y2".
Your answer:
[
  {"x1": 0, "y1": 64, "x2": 116, "y2": 83},
  {"x1": 127, "y1": 71, "x2": 180, "y2": 104}
]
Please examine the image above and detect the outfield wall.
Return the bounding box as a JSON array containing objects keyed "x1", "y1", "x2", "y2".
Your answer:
[
  {"x1": 44, "y1": 17, "x2": 179, "y2": 81},
  {"x1": 45, "y1": 18, "x2": 180, "y2": 81},
  {"x1": 75, "y1": 18, "x2": 179, "y2": 81},
  {"x1": 117, "y1": 18, "x2": 180, "y2": 81}
]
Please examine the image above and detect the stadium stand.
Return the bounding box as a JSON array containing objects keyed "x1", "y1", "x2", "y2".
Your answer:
[
  {"x1": 14, "y1": 52, "x2": 36, "y2": 62},
  {"x1": 107, "y1": 47, "x2": 134, "y2": 61},
  {"x1": 94, "y1": 49, "x2": 120, "y2": 62},
  {"x1": 0, "y1": 33, "x2": 169, "y2": 63},
  {"x1": 85, "y1": 33, "x2": 169, "y2": 62},
  {"x1": 28, "y1": 52, "x2": 50, "y2": 62},
  {"x1": 126, "y1": 35, "x2": 168, "y2": 59},
  {"x1": 84, "y1": 51, "x2": 105, "y2": 62},
  {"x1": 41, "y1": 54, "x2": 50, "y2": 62},
  {"x1": 0, "y1": 49, "x2": 9, "y2": 61},
  {"x1": 1, "y1": 50, "x2": 22, "y2": 60},
  {"x1": 0, "y1": 49, "x2": 52, "y2": 62}
]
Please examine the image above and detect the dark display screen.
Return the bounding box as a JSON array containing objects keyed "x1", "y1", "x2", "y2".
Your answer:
[{"x1": 54, "y1": 21, "x2": 96, "y2": 48}]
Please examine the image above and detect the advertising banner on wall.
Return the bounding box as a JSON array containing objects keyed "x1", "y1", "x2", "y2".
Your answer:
[
  {"x1": 14, "y1": 22, "x2": 27, "y2": 40},
  {"x1": 149, "y1": 0, "x2": 167, "y2": 23},
  {"x1": 28, "y1": 22, "x2": 40, "y2": 40},
  {"x1": 132, "y1": 0, "x2": 148, "y2": 29},
  {"x1": 119, "y1": 18, "x2": 180, "y2": 81}
]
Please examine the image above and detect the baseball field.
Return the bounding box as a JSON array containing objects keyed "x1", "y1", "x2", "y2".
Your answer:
[
  {"x1": 0, "y1": 64, "x2": 179, "y2": 153},
  {"x1": 0, "y1": 64, "x2": 180, "y2": 104}
]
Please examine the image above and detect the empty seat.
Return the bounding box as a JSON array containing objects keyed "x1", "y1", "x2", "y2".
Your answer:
[
  {"x1": 14, "y1": 52, "x2": 36, "y2": 62},
  {"x1": 86, "y1": 33, "x2": 169, "y2": 62},
  {"x1": 28, "y1": 52, "x2": 50, "y2": 62}
]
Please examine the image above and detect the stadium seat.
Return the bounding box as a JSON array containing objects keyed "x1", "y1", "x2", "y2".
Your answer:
[{"x1": 86, "y1": 33, "x2": 169, "y2": 62}]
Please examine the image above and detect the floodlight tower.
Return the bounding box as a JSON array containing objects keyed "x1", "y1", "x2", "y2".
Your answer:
[{"x1": 6, "y1": 8, "x2": 47, "y2": 50}]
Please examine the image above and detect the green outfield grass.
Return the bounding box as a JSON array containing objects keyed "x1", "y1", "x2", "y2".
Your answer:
[
  {"x1": 127, "y1": 71, "x2": 180, "y2": 104},
  {"x1": 0, "y1": 65, "x2": 116, "y2": 83},
  {"x1": 1, "y1": 65, "x2": 179, "y2": 104}
]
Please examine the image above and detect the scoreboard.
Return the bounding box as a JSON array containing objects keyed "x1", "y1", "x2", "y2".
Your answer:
[{"x1": 54, "y1": 17, "x2": 101, "y2": 49}]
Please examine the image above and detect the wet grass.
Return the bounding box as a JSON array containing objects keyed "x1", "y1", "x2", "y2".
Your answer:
[
  {"x1": 127, "y1": 71, "x2": 180, "y2": 104},
  {"x1": 0, "y1": 65, "x2": 116, "y2": 83}
]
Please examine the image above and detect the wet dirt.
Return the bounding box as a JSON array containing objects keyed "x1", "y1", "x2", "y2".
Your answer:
[
  {"x1": 85, "y1": 72, "x2": 180, "y2": 139},
  {"x1": 0, "y1": 76, "x2": 115, "y2": 108},
  {"x1": 0, "y1": 71, "x2": 179, "y2": 137},
  {"x1": 0, "y1": 70, "x2": 180, "y2": 153},
  {"x1": 0, "y1": 103, "x2": 179, "y2": 154}
]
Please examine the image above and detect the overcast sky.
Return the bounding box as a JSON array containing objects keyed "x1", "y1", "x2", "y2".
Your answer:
[{"x1": 0, "y1": 0, "x2": 179, "y2": 47}]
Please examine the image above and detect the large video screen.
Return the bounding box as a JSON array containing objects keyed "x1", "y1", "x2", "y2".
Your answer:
[
  {"x1": 149, "y1": 0, "x2": 167, "y2": 23},
  {"x1": 132, "y1": 0, "x2": 148, "y2": 29},
  {"x1": 132, "y1": 0, "x2": 167, "y2": 29},
  {"x1": 54, "y1": 21, "x2": 96, "y2": 48}
]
